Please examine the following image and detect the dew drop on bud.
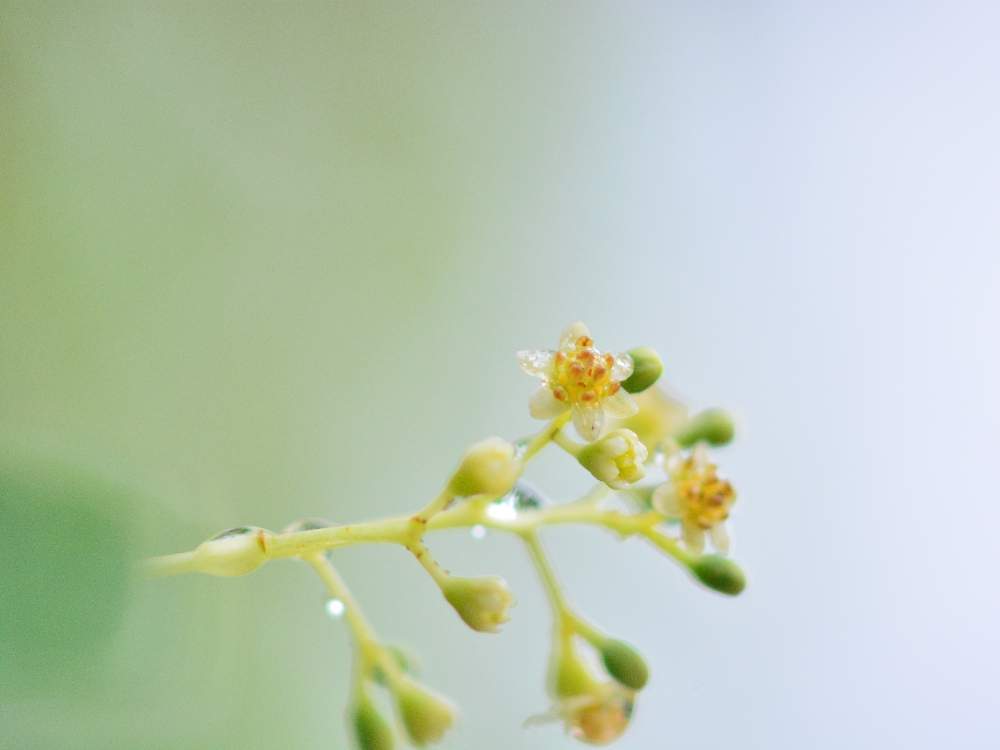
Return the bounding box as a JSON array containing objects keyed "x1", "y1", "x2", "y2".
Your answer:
[
  {"x1": 210, "y1": 526, "x2": 255, "y2": 540},
  {"x1": 283, "y1": 517, "x2": 333, "y2": 533},
  {"x1": 325, "y1": 598, "x2": 346, "y2": 619}
]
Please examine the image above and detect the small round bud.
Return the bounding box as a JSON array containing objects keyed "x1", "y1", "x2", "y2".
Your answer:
[
  {"x1": 600, "y1": 639, "x2": 649, "y2": 691},
  {"x1": 621, "y1": 347, "x2": 663, "y2": 394},
  {"x1": 448, "y1": 437, "x2": 522, "y2": 497},
  {"x1": 195, "y1": 527, "x2": 272, "y2": 577},
  {"x1": 441, "y1": 575, "x2": 514, "y2": 633},
  {"x1": 576, "y1": 429, "x2": 648, "y2": 489},
  {"x1": 353, "y1": 698, "x2": 395, "y2": 750},
  {"x1": 393, "y1": 677, "x2": 457, "y2": 746},
  {"x1": 691, "y1": 554, "x2": 746, "y2": 595},
  {"x1": 676, "y1": 408, "x2": 735, "y2": 447}
]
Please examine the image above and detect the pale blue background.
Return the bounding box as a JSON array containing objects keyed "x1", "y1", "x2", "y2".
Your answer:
[{"x1": 2, "y1": 2, "x2": 998, "y2": 748}]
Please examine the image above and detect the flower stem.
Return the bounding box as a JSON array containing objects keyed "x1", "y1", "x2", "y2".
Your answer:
[
  {"x1": 520, "y1": 412, "x2": 572, "y2": 462},
  {"x1": 305, "y1": 554, "x2": 405, "y2": 688},
  {"x1": 521, "y1": 531, "x2": 606, "y2": 646}
]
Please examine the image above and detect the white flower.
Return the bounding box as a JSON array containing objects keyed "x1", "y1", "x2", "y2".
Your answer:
[
  {"x1": 576, "y1": 429, "x2": 648, "y2": 489},
  {"x1": 518, "y1": 322, "x2": 638, "y2": 441},
  {"x1": 652, "y1": 444, "x2": 736, "y2": 554}
]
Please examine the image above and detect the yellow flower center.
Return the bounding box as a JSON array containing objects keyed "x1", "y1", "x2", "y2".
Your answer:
[
  {"x1": 550, "y1": 336, "x2": 621, "y2": 407},
  {"x1": 569, "y1": 694, "x2": 634, "y2": 745},
  {"x1": 674, "y1": 456, "x2": 736, "y2": 530}
]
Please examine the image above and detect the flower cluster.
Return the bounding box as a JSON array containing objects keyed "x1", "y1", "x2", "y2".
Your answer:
[{"x1": 149, "y1": 321, "x2": 747, "y2": 750}]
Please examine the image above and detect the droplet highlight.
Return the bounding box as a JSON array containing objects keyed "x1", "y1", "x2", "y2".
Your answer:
[{"x1": 325, "y1": 598, "x2": 346, "y2": 619}]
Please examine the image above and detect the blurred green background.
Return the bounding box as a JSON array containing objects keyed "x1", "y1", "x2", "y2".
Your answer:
[{"x1": 3, "y1": 3, "x2": 998, "y2": 749}]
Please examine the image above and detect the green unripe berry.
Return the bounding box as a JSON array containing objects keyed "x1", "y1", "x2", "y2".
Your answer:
[
  {"x1": 353, "y1": 699, "x2": 395, "y2": 750},
  {"x1": 676, "y1": 408, "x2": 735, "y2": 447},
  {"x1": 691, "y1": 554, "x2": 746, "y2": 595},
  {"x1": 600, "y1": 639, "x2": 649, "y2": 690},
  {"x1": 621, "y1": 347, "x2": 663, "y2": 394}
]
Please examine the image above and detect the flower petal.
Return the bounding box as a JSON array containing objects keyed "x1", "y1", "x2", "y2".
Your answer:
[
  {"x1": 572, "y1": 403, "x2": 605, "y2": 441},
  {"x1": 651, "y1": 484, "x2": 682, "y2": 516},
  {"x1": 682, "y1": 519, "x2": 706, "y2": 554},
  {"x1": 559, "y1": 321, "x2": 591, "y2": 349},
  {"x1": 530, "y1": 386, "x2": 568, "y2": 419},
  {"x1": 517, "y1": 349, "x2": 555, "y2": 378},
  {"x1": 610, "y1": 353, "x2": 634, "y2": 382},
  {"x1": 709, "y1": 523, "x2": 731, "y2": 555},
  {"x1": 602, "y1": 389, "x2": 638, "y2": 418}
]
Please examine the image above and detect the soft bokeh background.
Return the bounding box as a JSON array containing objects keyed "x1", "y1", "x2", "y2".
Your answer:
[{"x1": 3, "y1": 3, "x2": 998, "y2": 749}]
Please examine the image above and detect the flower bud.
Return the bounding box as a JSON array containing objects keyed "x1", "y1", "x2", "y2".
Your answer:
[
  {"x1": 194, "y1": 527, "x2": 272, "y2": 577},
  {"x1": 599, "y1": 639, "x2": 649, "y2": 691},
  {"x1": 620, "y1": 347, "x2": 663, "y2": 394},
  {"x1": 675, "y1": 408, "x2": 735, "y2": 447},
  {"x1": 441, "y1": 575, "x2": 514, "y2": 633},
  {"x1": 353, "y1": 698, "x2": 395, "y2": 750},
  {"x1": 576, "y1": 429, "x2": 647, "y2": 489},
  {"x1": 551, "y1": 640, "x2": 598, "y2": 699},
  {"x1": 691, "y1": 554, "x2": 746, "y2": 595},
  {"x1": 448, "y1": 437, "x2": 521, "y2": 497},
  {"x1": 393, "y1": 677, "x2": 457, "y2": 746}
]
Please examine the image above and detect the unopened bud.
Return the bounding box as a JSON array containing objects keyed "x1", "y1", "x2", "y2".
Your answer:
[
  {"x1": 621, "y1": 347, "x2": 663, "y2": 394},
  {"x1": 691, "y1": 554, "x2": 746, "y2": 595},
  {"x1": 353, "y1": 698, "x2": 395, "y2": 750},
  {"x1": 393, "y1": 677, "x2": 457, "y2": 746},
  {"x1": 676, "y1": 408, "x2": 735, "y2": 447},
  {"x1": 576, "y1": 429, "x2": 647, "y2": 489},
  {"x1": 600, "y1": 639, "x2": 649, "y2": 691},
  {"x1": 551, "y1": 640, "x2": 598, "y2": 699},
  {"x1": 448, "y1": 437, "x2": 521, "y2": 497},
  {"x1": 195, "y1": 527, "x2": 272, "y2": 577},
  {"x1": 441, "y1": 575, "x2": 514, "y2": 633}
]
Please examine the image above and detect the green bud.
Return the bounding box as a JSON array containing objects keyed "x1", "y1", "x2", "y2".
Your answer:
[
  {"x1": 600, "y1": 639, "x2": 650, "y2": 691},
  {"x1": 550, "y1": 639, "x2": 598, "y2": 698},
  {"x1": 447, "y1": 437, "x2": 521, "y2": 497},
  {"x1": 394, "y1": 677, "x2": 457, "y2": 746},
  {"x1": 194, "y1": 526, "x2": 272, "y2": 577},
  {"x1": 675, "y1": 408, "x2": 735, "y2": 447},
  {"x1": 621, "y1": 347, "x2": 663, "y2": 394},
  {"x1": 691, "y1": 554, "x2": 746, "y2": 595},
  {"x1": 353, "y1": 699, "x2": 395, "y2": 750},
  {"x1": 441, "y1": 575, "x2": 514, "y2": 633}
]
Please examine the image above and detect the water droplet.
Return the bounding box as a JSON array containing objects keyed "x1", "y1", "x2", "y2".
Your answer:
[
  {"x1": 510, "y1": 480, "x2": 547, "y2": 510},
  {"x1": 470, "y1": 524, "x2": 487, "y2": 540},
  {"x1": 283, "y1": 517, "x2": 334, "y2": 533},
  {"x1": 210, "y1": 526, "x2": 255, "y2": 540},
  {"x1": 486, "y1": 499, "x2": 518, "y2": 521},
  {"x1": 325, "y1": 598, "x2": 346, "y2": 619}
]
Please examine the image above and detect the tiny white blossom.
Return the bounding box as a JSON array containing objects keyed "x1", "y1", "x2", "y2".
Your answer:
[{"x1": 518, "y1": 322, "x2": 638, "y2": 441}]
